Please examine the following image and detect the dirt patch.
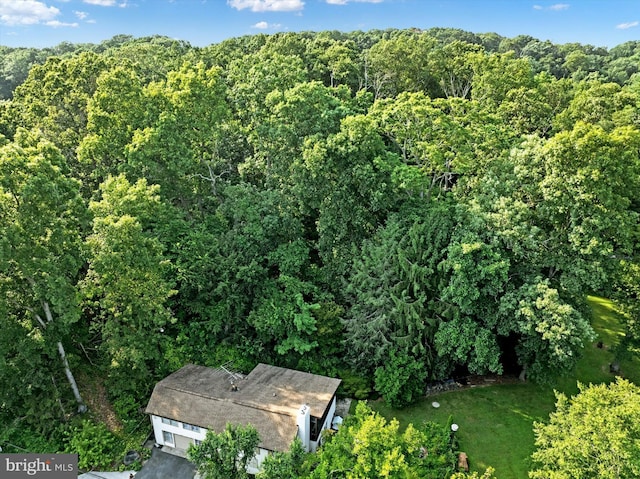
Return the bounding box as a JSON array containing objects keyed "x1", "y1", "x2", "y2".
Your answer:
[{"x1": 78, "y1": 372, "x2": 124, "y2": 433}]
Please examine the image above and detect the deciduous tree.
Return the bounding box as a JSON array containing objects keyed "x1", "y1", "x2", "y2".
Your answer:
[
  {"x1": 530, "y1": 378, "x2": 640, "y2": 479},
  {"x1": 0, "y1": 130, "x2": 87, "y2": 420},
  {"x1": 306, "y1": 402, "x2": 455, "y2": 478},
  {"x1": 188, "y1": 423, "x2": 260, "y2": 479},
  {"x1": 83, "y1": 175, "x2": 176, "y2": 396},
  {"x1": 10, "y1": 52, "x2": 111, "y2": 163},
  {"x1": 124, "y1": 62, "x2": 230, "y2": 209},
  {"x1": 258, "y1": 438, "x2": 306, "y2": 479}
]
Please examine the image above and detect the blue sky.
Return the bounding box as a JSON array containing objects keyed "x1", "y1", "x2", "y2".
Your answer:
[{"x1": 0, "y1": 0, "x2": 638, "y2": 49}]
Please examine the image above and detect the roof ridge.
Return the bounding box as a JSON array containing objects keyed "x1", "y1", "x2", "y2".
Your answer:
[{"x1": 159, "y1": 383, "x2": 300, "y2": 417}]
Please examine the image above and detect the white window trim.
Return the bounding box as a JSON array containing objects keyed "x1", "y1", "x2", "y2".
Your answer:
[
  {"x1": 161, "y1": 417, "x2": 179, "y2": 427},
  {"x1": 163, "y1": 430, "x2": 175, "y2": 447},
  {"x1": 183, "y1": 423, "x2": 201, "y2": 432}
]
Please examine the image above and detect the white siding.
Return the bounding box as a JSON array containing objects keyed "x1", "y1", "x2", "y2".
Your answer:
[
  {"x1": 151, "y1": 415, "x2": 274, "y2": 474},
  {"x1": 150, "y1": 415, "x2": 208, "y2": 448}
]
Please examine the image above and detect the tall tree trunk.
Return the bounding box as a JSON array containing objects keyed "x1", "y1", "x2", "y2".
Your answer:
[
  {"x1": 42, "y1": 301, "x2": 87, "y2": 413},
  {"x1": 56, "y1": 341, "x2": 86, "y2": 413}
]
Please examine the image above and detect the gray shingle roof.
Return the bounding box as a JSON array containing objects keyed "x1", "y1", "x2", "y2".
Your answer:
[{"x1": 145, "y1": 363, "x2": 341, "y2": 452}]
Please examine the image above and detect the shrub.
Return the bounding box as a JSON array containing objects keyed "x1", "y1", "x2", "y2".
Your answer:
[
  {"x1": 374, "y1": 349, "x2": 427, "y2": 408},
  {"x1": 65, "y1": 419, "x2": 120, "y2": 471},
  {"x1": 112, "y1": 394, "x2": 144, "y2": 434}
]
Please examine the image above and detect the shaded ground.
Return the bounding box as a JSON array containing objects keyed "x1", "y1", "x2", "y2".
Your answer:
[{"x1": 78, "y1": 371, "x2": 124, "y2": 434}]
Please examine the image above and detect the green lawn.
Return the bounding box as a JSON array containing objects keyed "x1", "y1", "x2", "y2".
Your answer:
[{"x1": 370, "y1": 296, "x2": 640, "y2": 479}]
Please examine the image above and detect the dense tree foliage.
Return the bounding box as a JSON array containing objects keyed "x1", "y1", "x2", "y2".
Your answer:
[
  {"x1": 2, "y1": 29, "x2": 640, "y2": 473},
  {"x1": 258, "y1": 438, "x2": 306, "y2": 479},
  {"x1": 530, "y1": 378, "x2": 640, "y2": 479},
  {"x1": 83, "y1": 175, "x2": 176, "y2": 397},
  {"x1": 306, "y1": 402, "x2": 456, "y2": 478},
  {"x1": 0, "y1": 131, "x2": 87, "y2": 431},
  {"x1": 188, "y1": 423, "x2": 260, "y2": 479}
]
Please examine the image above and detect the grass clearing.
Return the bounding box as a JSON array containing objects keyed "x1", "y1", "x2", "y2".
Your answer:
[
  {"x1": 370, "y1": 296, "x2": 639, "y2": 479},
  {"x1": 372, "y1": 382, "x2": 553, "y2": 478}
]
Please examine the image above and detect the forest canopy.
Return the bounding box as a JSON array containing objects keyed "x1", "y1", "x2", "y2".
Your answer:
[{"x1": 1, "y1": 28, "x2": 640, "y2": 449}]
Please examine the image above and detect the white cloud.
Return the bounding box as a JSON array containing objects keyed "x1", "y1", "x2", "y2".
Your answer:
[
  {"x1": 0, "y1": 0, "x2": 60, "y2": 25},
  {"x1": 616, "y1": 21, "x2": 639, "y2": 30},
  {"x1": 81, "y1": 0, "x2": 128, "y2": 7},
  {"x1": 74, "y1": 10, "x2": 88, "y2": 19},
  {"x1": 533, "y1": 4, "x2": 543, "y2": 10},
  {"x1": 251, "y1": 20, "x2": 281, "y2": 28},
  {"x1": 86, "y1": 18, "x2": 96, "y2": 23},
  {"x1": 83, "y1": 0, "x2": 117, "y2": 5},
  {"x1": 46, "y1": 19, "x2": 78, "y2": 27},
  {"x1": 227, "y1": 0, "x2": 304, "y2": 12}
]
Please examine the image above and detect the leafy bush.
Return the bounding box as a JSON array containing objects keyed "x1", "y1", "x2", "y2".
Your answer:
[
  {"x1": 416, "y1": 421, "x2": 457, "y2": 478},
  {"x1": 374, "y1": 349, "x2": 427, "y2": 408},
  {"x1": 65, "y1": 419, "x2": 120, "y2": 471},
  {"x1": 112, "y1": 394, "x2": 145, "y2": 434},
  {"x1": 104, "y1": 365, "x2": 156, "y2": 418},
  {"x1": 0, "y1": 419, "x2": 66, "y2": 454}
]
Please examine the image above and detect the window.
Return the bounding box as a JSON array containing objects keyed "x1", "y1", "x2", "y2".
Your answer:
[
  {"x1": 310, "y1": 416, "x2": 320, "y2": 442},
  {"x1": 194, "y1": 439, "x2": 202, "y2": 446},
  {"x1": 183, "y1": 423, "x2": 200, "y2": 432},
  {"x1": 162, "y1": 431, "x2": 175, "y2": 447},
  {"x1": 161, "y1": 417, "x2": 179, "y2": 427}
]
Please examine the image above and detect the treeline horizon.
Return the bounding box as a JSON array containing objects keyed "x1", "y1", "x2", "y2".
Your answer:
[{"x1": 1, "y1": 27, "x2": 640, "y2": 99}]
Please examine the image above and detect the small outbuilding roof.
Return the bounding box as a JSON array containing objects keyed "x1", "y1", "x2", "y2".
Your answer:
[{"x1": 145, "y1": 363, "x2": 341, "y2": 452}]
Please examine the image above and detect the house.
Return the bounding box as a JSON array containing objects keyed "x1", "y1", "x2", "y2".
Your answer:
[{"x1": 145, "y1": 363, "x2": 342, "y2": 474}]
